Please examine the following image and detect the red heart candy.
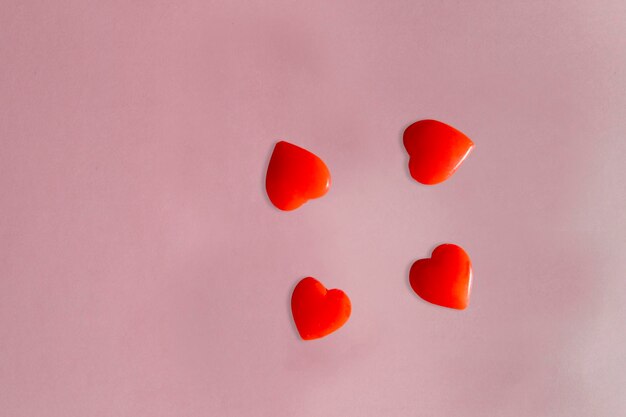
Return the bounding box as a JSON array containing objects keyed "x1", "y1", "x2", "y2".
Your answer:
[
  {"x1": 403, "y1": 120, "x2": 474, "y2": 185},
  {"x1": 291, "y1": 277, "x2": 351, "y2": 340},
  {"x1": 265, "y1": 141, "x2": 331, "y2": 211},
  {"x1": 409, "y1": 244, "x2": 473, "y2": 310}
]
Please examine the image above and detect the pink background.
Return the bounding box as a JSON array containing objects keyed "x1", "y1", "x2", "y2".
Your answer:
[{"x1": 1, "y1": 1, "x2": 626, "y2": 416}]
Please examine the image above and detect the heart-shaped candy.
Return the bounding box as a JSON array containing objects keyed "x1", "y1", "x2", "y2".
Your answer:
[
  {"x1": 409, "y1": 244, "x2": 472, "y2": 310},
  {"x1": 403, "y1": 119, "x2": 474, "y2": 185},
  {"x1": 291, "y1": 277, "x2": 351, "y2": 340},
  {"x1": 265, "y1": 141, "x2": 331, "y2": 211}
]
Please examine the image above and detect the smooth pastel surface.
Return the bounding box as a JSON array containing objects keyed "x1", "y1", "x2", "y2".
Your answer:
[
  {"x1": 403, "y1": 119, "x2": 474, "y2": 184},
  {"x1": 409, "y1": 244, "x2": 472, "y2": 310},
  {"x1": 2, "y1": 1, "x2": 626, "y2": 417},
  {"x1": 291, "y1": 277, "x2": 351, "y2": 340},
  {"x1": 266, "y1": 141, "x2": 331, "y2": 210}
]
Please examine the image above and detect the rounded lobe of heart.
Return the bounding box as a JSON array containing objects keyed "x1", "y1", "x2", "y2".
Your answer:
[
  {"x1": 403, "y1": 119, "x2": 474, "y2": 185},
  {"x1": 265, "y1": 141, "x2": 331, "y2": 211},
  {"x1": 409, "y1": 244, "x2": 472, "y2": 310},
  {"x1": 291, "y1": 277, "x2": 351, "y2": 340}
]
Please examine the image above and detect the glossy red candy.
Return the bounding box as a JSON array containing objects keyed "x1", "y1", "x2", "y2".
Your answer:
[
  {"x1": 291, "y1": 277, "x2": 351, "y2": 340},
  {"x1": 265, "y1": 141, "x2": 331, "y2": 211},
  {"x1": 409, "y1": 244, "x2": 472, "y2": 310},
  {"x1": 403, "y1": 119, "x2": 474, "y2": 185}
]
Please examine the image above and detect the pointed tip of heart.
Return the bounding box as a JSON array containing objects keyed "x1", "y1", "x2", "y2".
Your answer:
[
  {"x1": 409, "y1": 243, "x2": 473, "y2": 310},
  {"x1": 291, "y1": 277, "x2": 351, "y2": 341},
  {"x1": 265, "y1": 141, "x2": 331, "y2": 211},
  {"x1": 403, "y1": 119, "x2": 474, "y2": 185}
]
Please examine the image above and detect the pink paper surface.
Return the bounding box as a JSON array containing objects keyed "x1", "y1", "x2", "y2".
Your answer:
[{"x1": 1, "y1": 1, "x2": 625, "y2": 416}]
